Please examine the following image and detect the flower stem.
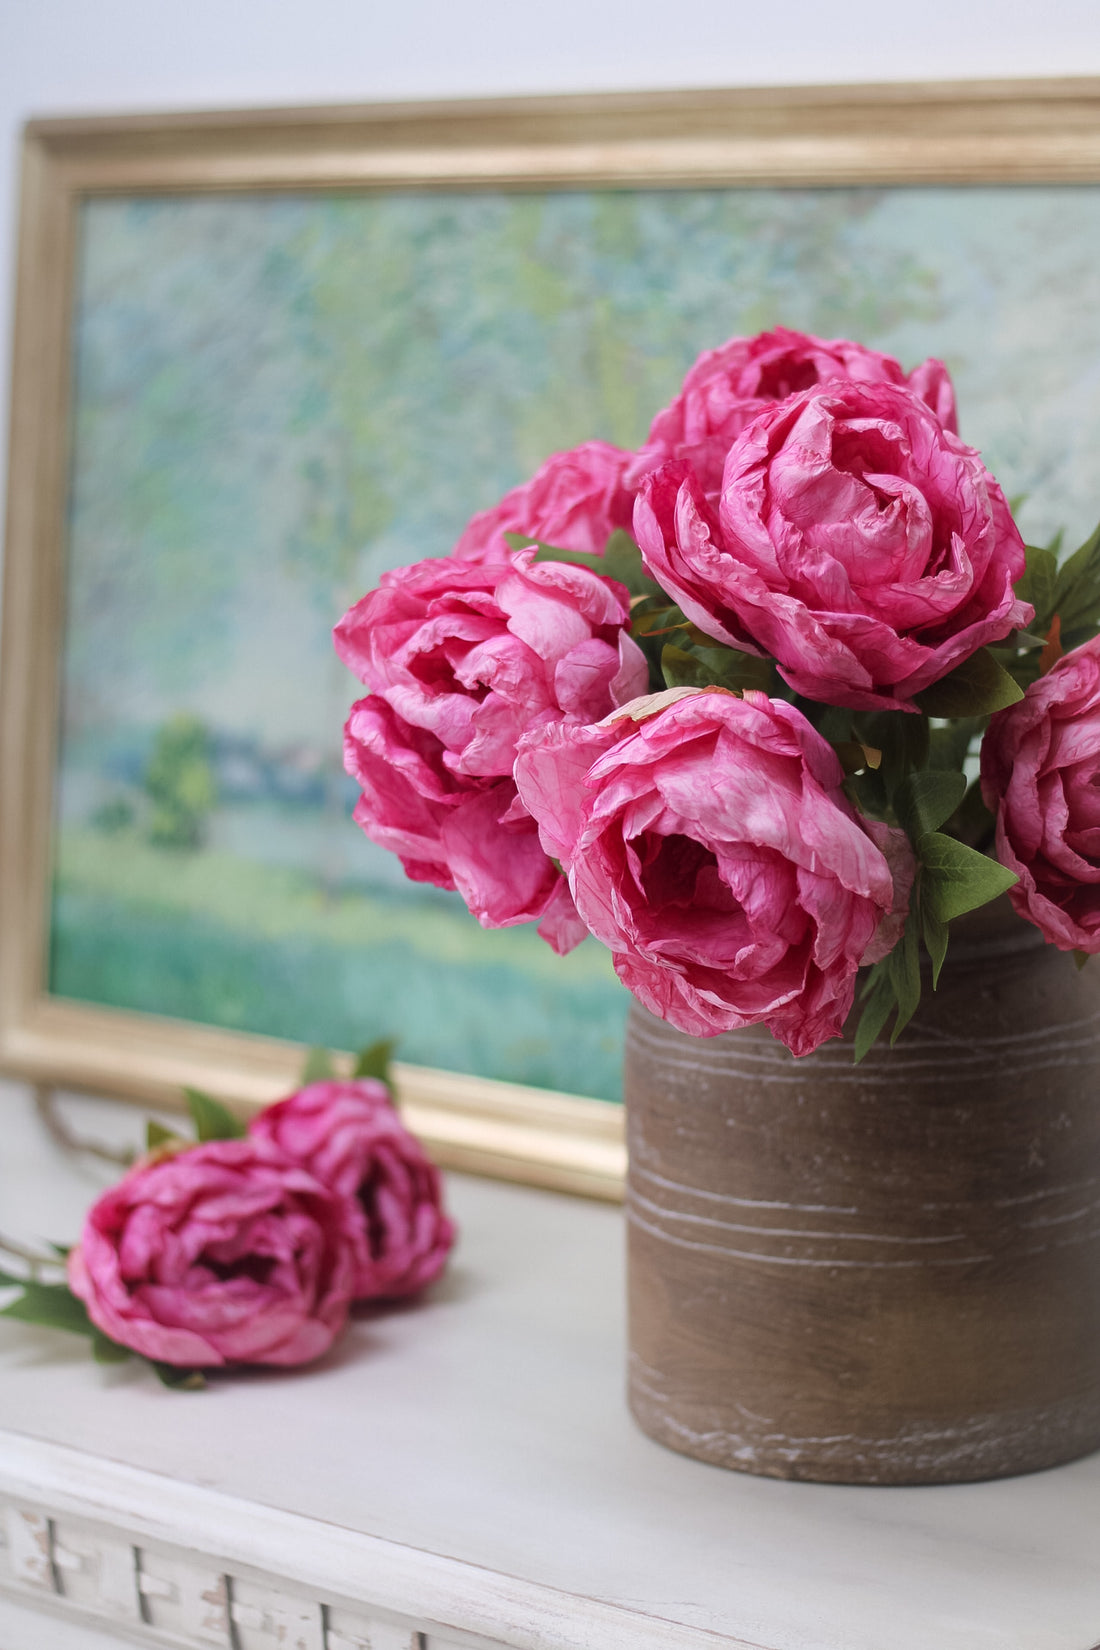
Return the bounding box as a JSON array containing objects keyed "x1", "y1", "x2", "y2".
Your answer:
[{"x1": 33, "y1": 1087, "x2": 135, "y2": 1169}]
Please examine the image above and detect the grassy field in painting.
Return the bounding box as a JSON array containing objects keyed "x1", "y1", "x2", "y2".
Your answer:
[{"x1": 50, "y1": 829, "x2": 628, "y2": 1100}]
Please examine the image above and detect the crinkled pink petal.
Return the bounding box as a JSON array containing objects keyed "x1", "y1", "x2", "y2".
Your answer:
[
  {"x1": 536, "y1": 878, "x2": 589, "y2": 955},
  {"x1": 453, "y1": 440, "x2": 639, "y2": 562},
  {"x1": 517, "y1": 691, "x2": 896, "y2": 1055},
  {"x1": 249, "y1": 1081, "x2": 455, "y2": 1302},
  {"x1": 642, "y1": 327, "x2": 959, "y2": 494},
  {"x1": 513, "y1": 718, "x2": 621, "y2": 863},
  {"x1": 983, "y1": 637, "x2": 1100, "y2": 951},
  {"x1": 439, "y1": 782, "x2": 565, "y2": 929},
  {"x1": 336, "y1": 547, "x2": 647, "y2": 946},
  {"x1": 638, "y1": 382, "x2": 1029, "y2": 712},
  {"x1": 67, "y1": 1139, "x2": 357, "y2": 1368}
]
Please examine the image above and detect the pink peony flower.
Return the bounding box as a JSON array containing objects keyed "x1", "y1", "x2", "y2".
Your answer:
[
  {"x1": 637, "y1": 326, "x2": 958, "y2": 494},
  {"x1": 634, "y1": 383, "x2": 1032, "y2": 712},
  {"x1": 453, "y1": 440, "x2": 639, "y2": 562},
  {"x1": 514, "y1": 688, "x2": 912, "y2": 1056},
  {"x1": 249, "y1": 1080, "x2": 456, "y2": 1301},
  {"x1": 981, "y1": 636, "x2": 1100, "y2": 952},
  {"x1": 335, "y1": 549, "x2": 647, "y2": 948},
  {"x1": 67, "y1": 1139, "x2": 358, "y2": 1368}
]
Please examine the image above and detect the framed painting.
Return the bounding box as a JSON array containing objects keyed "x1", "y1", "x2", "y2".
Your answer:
[{"x1": 3, "y1": 79, "x2": 1100, "y2": 1198}]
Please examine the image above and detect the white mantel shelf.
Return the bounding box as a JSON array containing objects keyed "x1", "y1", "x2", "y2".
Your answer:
[{"x1": 1, "y1": 1081, "x2": 1099, "y2": 1650}]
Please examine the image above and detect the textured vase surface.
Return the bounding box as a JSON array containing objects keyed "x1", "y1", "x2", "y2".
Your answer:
[{"x1": 624, "y1": 901, "x2": 1100, "y2": 1484}]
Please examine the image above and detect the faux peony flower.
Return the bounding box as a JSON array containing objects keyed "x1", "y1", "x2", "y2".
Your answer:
[
  {"x1": 454, "y1": 439, "x2": 639, "y2": 562},
  {"x1": 634, "y1": 382, "x2": 1032, "y2": 711},
  {"x1": 67, "y1": 1138, "x2": 359, "y2": 1368},
  {"x1": 981, "y1": 635, "x2": 1100, "y2": 952},
  {"x1": 636, "y1": 325, "x2": 958, "y2": 494},
  {"x1": 249, "y1": 1080, "x2": 455, "y2": 1301},
  {"x1": 514, "y1": 688, "x2": 913, "y2": 1056},
  {"x1": 335, "y1": 548, "x2": 647, "y2": 949}
]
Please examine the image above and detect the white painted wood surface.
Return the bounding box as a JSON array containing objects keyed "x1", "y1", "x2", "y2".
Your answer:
[{"x1": 2, "y1": 1080, "x2": 1100, "y2": 1650}]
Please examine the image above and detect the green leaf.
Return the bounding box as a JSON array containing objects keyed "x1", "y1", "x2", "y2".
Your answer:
[
  {"x1": 854, "y1": 973, "x2": 895, "y2": 1063},
  {"x1": 950, "y1": 779, "x2": 996, "y2": 850},
  {"x1": 1010, "y1": 630, "x2": 1050, "y2": 652},
  {"x1": 914, "y1": 649, "x2": 1024, "y2": 718},
  {"x1": 352, "y1": 1037, "x2": 396, "y2": 1085},
  {"x1": 627, "y1": 597, "x2": 689, "y2": 692},
  {"x1": 1016, "y1": 542, "x2": 1058, "y2": 633},
  {"x1": 894, "y1": 770, "x2": 968, "y2": 846},
  {"x1": 846, "y1": 766, "x2": 889, "y2": 820},
  {"x1": 146, "y1": 1119, "x2": 183, "y2": 1152},
  {"x1": 855, "y1": 710, "x2": 930, "y2": 803},
  {"x1": 0, "y1": 1281, "x2": 94, "y2": 1336},
  {"x1": 602, "y1": 530, "x2": 660, "y2": 596},
  {"x1": 885, "y1": 919, "x2": 922, "y2": 1043},
  {"x1": 660, "y1": 641, "x2": 771, "y2": 694},
  {"x1": 919, "y1": 833, "x2": 1019, "y2": 924},
  {"x1": 299, "y1": 1046, "x2": 336, "y2": 1085},
  {"x1": 47, "y1": 1241, "x2": 74, "y2": 1259},
  {"x1": 921, "y1": 903, "x2": 950, "y2": 988},
  {"x1": 1051, "y1": 519, "x2": 1100, "y2": 638},
  {"x1": 629, "y1": 597, "x2": 686, "y2": 638},
  {"x1": 183, "y1": 1088, "x2": 245, "y2": 1142},
  {"x1": 928, "y1": 717, "x2": 981, "y2": 773},
  {"x1": 1074, "y1": 949, "x2": 1091, "y2": 971},
  {"x1": 811, "y1": 704, "x2": 856, "y2": 743},
  {"x1": 150, "y1": 1360, "x2": 205, "y2": 1391},
  {"x1": 92, "y1": 1332, "x2": 132, "y2": 1364}
]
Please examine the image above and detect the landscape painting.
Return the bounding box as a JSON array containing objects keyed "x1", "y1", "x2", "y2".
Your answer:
[{"x1": 49, "y1": 182, "x2": 1100, "y2": 1103}]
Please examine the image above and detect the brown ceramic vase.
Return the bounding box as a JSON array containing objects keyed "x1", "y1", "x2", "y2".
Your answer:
[{"x1": 624, "y1": 900, "x2": 1100, "y2": 1484}]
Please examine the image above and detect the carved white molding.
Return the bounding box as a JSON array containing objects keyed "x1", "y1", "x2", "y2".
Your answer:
[
  {"x1": 0, "y1": 1495, "x2": 437, "y2": 1650},
  {"x1": 0, "y1": 1431, "x2": 734, "y2": 1650}
]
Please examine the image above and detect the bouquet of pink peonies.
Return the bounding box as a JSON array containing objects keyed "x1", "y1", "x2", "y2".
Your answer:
[
  {"x1": 335, "y1": 327, "x2": 1100, "y2": 1060},
  {"x1": 0, "y1": 1050, "x2": 455, "y2": 1383}
]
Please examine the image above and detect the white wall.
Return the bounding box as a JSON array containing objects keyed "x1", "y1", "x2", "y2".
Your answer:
[{"x1": 3, "y1": 0, "x2": 1100, "y2": 544}]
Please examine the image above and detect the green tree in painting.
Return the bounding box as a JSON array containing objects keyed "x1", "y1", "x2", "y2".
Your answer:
[{"x1": 144, "y1": 715, "x2": 216, "y2": 851}]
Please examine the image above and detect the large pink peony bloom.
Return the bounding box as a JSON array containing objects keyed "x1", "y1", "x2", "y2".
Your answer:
[
  {"x1": 67, "y1": 1139, "x2": 358, "y2": 1368},
  {"x1": 454, "y1": 440, "x2": 638, "y2": 562},
  {"x1": 634, "y1": 382, "x2": 1031, "y2": 712},
  {"x1": 249, "y1": 1080, "x2": 456, "y2": 1301},
  {"x1": 514, "y1": 689, "x2": 912, "y2": 1056},
  {"x1": 638, "y1": 326, "x2": 958, "y2": 495},
  {"x1": 981, "y1": 636, "x2": 1100, "y2": 952},
  {"x1": 335, "y1": 550, "x2": 647, "y2": 950}
]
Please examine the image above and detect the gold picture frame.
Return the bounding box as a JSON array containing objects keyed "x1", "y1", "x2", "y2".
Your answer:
[{"x1": 3, "y1": 78, "x2": 1100, "y2": 1200}]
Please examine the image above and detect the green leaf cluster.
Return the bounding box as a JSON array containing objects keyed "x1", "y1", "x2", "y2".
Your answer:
[
  {"x1": 297, "y1": 1037, "x2": 396, "y2": 1088},
  {"x1": 853, "y1": 772, "x2": 1018, "y2": 1059},
  {"x1": 659, "y1": 640, "x2": 773, "y2": 695},
  {"x1": 1020, "y1": 522, "x2": 1100, "y2": 651},
  {"x1": 184, "y1": 1088, "x2": 246, "y2": 1141},
  {"x1": 352, "y1": 1037, "x2": 396, "y2": 1086},
  {"x1": 913, "y1": 649, "x2": 1023, "y2": 718}
]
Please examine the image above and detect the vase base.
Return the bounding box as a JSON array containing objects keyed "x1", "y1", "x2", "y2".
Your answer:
[{"x1": 629, "y1": 1353, "x2": 1100, "y2": 1485}]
